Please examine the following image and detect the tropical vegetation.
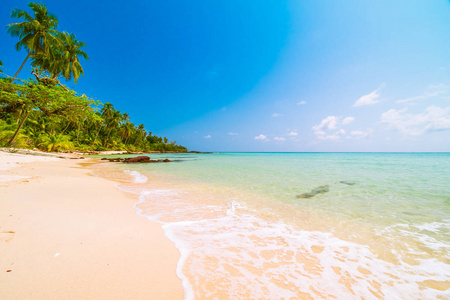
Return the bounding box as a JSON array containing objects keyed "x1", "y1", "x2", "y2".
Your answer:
[{"x1": 1, "y1": 2, "x2": 187, "y2": 153}]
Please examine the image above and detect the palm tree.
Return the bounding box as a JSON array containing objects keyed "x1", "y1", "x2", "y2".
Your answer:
[
  {"x1": 134, "y1": 123, "x2": 146, "y2": 145},
  {"x1": 122, "y1": 112, "x2": 130, "y2": 123},
  {"x1": 103, "y1": 110, "x2": 122, "y2": 147},
  {"x1": 119, "y1": 121, "x2": 134, "y2": 145},
  {"x1": 32, "y1": 32, "x2": 88, "y2": 84},
  {"x1": 93, "y1": 102, "x2": 114, "y2": 143},
  {"x1": 6, "y1": 2, "x2": 59, "y2": 83},
  {"x1": 57, "y1": 32, "x2": 88, "y2": 83},
  {"x1": 38, "y1": 132, "x2": 73, "y2": 152},
  {"x1": 0, "y1": 60, "x2": 3, "y2": 74}
]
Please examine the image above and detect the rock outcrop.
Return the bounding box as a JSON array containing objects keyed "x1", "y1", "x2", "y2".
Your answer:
[
  {"x1": 297, "y1": 185, "x2": 330, "y2": 198},
  {"x1": 100, "y1": 156, "x2": 171, "y2": 163},
  {"x1": 123, "y1": 156, "x2": 150, "y2": 163}
]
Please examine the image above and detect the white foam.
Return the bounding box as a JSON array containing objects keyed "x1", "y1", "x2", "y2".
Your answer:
[
  {"x1": 379, "y1": 221, "x2": 450, "y2": 253},
  {"x1": 111, "y1": 176, "x2": 450, "y2": 299},
  {"x1": 124, "y1": 170, "x2": 148, "y2": 183},
  {"x1": 414, "y1": 220, "x2": 450, "y2": 234},
  {"x1": 168, "y1": 211, "x2": 449, "y2": 299},
  {"x1": 137, "y1": 190, "x2": 450, "y2": 299}
]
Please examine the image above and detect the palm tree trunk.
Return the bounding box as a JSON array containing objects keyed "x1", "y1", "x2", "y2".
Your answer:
[
  {"x1": 76, "y1": 123, "x2": 81, "y2": 144},
  {"x1": 60, "y1": 122, "x2": 71, "y2": 135},
  {"x1": 16, "y1": 108, "x2": 23, "y2": 124},
  {"x1": 8, "y1": 109, "x2": 30, "y2": 146},
  {"x1": 104, "y1": 128, "x2": 113, "y2": 147},
  {"x1": 94, "y1": 123, "x2": 104, "y2": 143},
  {"x1": 11, "y1": 52, "x2": 32, "y2": 84}
]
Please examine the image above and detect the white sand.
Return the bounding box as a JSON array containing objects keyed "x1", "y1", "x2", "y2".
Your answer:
[
  {"x1": 0, "y1": 151, "x2": 183, "y2": 299},
  {"x1": 0, "y1": 150, "x2": 59, "y2": 171}
]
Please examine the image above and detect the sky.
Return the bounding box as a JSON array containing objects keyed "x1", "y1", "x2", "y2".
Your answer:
[{"x1": 2, "y1": 0, "x2": 450, "y2": 152}]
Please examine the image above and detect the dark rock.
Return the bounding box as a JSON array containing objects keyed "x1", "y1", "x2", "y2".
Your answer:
[
  {"x1": 123, "y1": 156, "x2": 150, "y2": 163},
  {"x1": 100, "y1": 158, "x2": 108, "y2": 160},
  {"x1": 163, "y1": 159, "x2": 170, "y2": 162},
  {"x1": 311, "y1": 185, "x2": 329, "y2": 194},
  {"x1": 297, "y1": 193, "x2": 315, "y2": 198},
  {"x1": 340, "y1": 181, "x2": 356, "y2": 186},
  {"x1": 297, "y1": 185, "x2": 330, "y2": 199}
]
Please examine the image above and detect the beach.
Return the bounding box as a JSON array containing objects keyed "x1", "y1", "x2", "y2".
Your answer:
[
  {"x1": 1, "y1": 151, "x2": 449, "y2": 299},
  {"x1": 0, "y1": 150, "x2": 183, "y2": 300}
]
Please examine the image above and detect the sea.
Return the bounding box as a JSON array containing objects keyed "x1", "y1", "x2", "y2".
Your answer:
[{"x1": 92, "y1": 152, "x2": 450, "y2": 299}]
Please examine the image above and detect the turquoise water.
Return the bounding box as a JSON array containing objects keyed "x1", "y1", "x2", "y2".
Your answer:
[{"x1": 95, "y1": 152, "x2": 450, "y2": 299}]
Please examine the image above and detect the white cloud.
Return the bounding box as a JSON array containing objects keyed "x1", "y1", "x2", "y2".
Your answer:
[
  {"x1": 312, "y1": 115, "x2": 358, "y2": 141},
  {"x1": 204, "y1": 135, "x2": 211, "y2": 139},
  {"x1": 381, "y1": 106, "x2": 450, "y2": 136},
  {"x1": 353, "y1": 84, "x2": 385, "y2": 107},
  {"x1": 287, "y1": 131, "x2": 298, "y2": 136},
  {"x1": 254, "y1": 134, "x2": 268, "y2": 141},
  {"x1": 274, "y1": 137, "x2": 286, "y2": 141},
  {"x1": 342, "y1": 116, "x2": 355, "y2": 125},
  {"x1": 272, "y1": 113, "x2": 283, "y2": 118},
  {"x1": 297, "y1": 101, "x2": 307, "y2": 105},
  {"x1": 316, "y1": 129, "x2": 346, "y2": 141},
  {"x1": 350, "y1": 129, "x2": 372, "y2": 139},
  {"x1": 312, "y1": 116, "x2": 338, "y2": 132},
  {"x1": 396, "y1": 84, "x2": 450, "y2": 104},
  {"x1": 312, "y1": 116, "x2": 345, "y2": 140},
  {"x1": 228, "y1": 132, "x2": 239, "y2": 136},
  {"x1": 312, "y1": 116, "x2": 370, "y2": 141}
]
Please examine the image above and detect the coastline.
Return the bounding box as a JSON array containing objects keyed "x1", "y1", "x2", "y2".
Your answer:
[{"x1": 0, "y1": 151, "x2": 183, "y2": 299}]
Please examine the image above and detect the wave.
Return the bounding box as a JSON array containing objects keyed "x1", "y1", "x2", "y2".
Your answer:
[
  {"x1": 123, "y1": 170, "x2": 148, "y2": 183},
  {"x1": 133, "y1": 187, "x2": 450, "y2": 299}
]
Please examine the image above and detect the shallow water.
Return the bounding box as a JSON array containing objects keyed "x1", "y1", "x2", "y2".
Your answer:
[{"x1": 92, "y1": 152, "x2": 450, "y2": 299}]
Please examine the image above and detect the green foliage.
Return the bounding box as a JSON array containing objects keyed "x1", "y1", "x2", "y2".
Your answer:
[
  {"x1": 37, "y1": 133, "x2": 73, "y2": 152},
  {"x1": 32, "y1": 31, "x2": 88, "y2": 83},
  {"x1": 6, "y1": 2, "x2": 87, "y2": 85},
  {"x1": 1, "y1": 2, "x2": 187, "y2": 153},
  {"x1": 6, "y1": 2, "x2": 59, "y2": 54},
  {"x1": 0, "y1": 120, "x2": 30, "y2": 148},
  {"x1": 0, "y1": 78, "x2": 187, "y2": 152}
]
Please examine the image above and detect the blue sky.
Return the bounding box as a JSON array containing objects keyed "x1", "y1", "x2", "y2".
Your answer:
[{"x1": 2, "y1": 0, "x2": 450, "y2": 152}]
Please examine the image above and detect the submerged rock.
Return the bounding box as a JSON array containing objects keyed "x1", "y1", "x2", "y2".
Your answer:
[
  {"x1": 297, "y1": 192, "x2": 315, "y2": 198},
  {"x1": 311, "y1": 185, "x2": 329, "y2": 194},
  {"x1": 340, "y1": 181, "x2": 356, "y2": 186},
  {"x1": 297, "y1": 185, "x2": 330, "y2": 198}
]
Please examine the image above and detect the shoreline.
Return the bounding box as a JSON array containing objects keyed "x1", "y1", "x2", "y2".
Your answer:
[{"x1": 0, "y1": 151, "x2": 183, "y2": 299}]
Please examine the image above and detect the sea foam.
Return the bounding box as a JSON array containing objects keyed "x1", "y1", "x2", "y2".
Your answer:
[
  {"x1": 124, "y1": 170, "x2": 148, "y2": 183},
  {"x1": 134, "y1": 187, "x2": 450, "y2": 299}
]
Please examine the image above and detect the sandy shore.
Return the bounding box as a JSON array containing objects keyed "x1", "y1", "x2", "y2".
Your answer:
[{"x1": 0, "y1": 151, "x2": 183, "y2": 299}]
